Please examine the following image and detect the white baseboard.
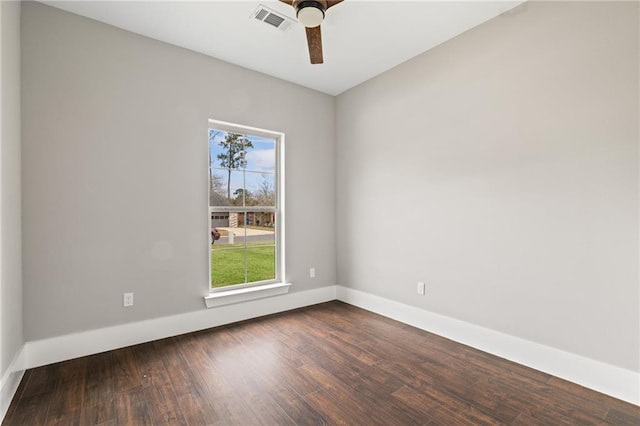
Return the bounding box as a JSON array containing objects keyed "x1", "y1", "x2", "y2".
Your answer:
[
  {"x1": 23, "y1": 285, "x2": 337, "y2": 370},
  {"x1": 336, "y1": 286, "x2": 639, "y2": 406},
  {"x1": 0, "y1": 345, "x2": 26, "y2": 423},
  {"x1": 16, "y1": 284, "x2": 639, "y2": 408}
]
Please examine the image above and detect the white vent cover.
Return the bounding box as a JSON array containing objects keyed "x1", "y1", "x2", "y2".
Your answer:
[{"x1": 252, "y1": 4, "x2": 295, "y2": 31}]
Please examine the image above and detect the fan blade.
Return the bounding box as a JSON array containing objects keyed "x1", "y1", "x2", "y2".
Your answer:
[
  {"x1": 305, "y1": 26, "x2": 323, "y2": 64},
  {"x1": 326, "y1": 0, "x2": 344, "y2": 9}
]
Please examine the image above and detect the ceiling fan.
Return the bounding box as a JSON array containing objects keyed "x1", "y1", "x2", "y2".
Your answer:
[{"x1": 279, "y1": 0, "x2": 344, "y2": 64}]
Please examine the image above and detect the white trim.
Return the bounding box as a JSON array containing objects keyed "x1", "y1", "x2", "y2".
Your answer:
[
  {"x1": 15, "y1": 285, "x2": 638, "y2": 408},
  {"x1": 207, "y1": 119, "x2": 286, "y2": 293},
  {"x1": 0, "y1": 346, "x2": 25, "y2": 423},
  {"x1": 22, "y1": 286, "x2": 337, "y2": 370},
  {"x1": 204, "y1": 282, "x2": 291, "y2": 308},
  {"x1": 207, "y1": 119, "x2": 282, "y2": 141},
  {"x1": 278, "y1": 133, "x2": 286, "y2": 294},
  {"x1": 336, "y1": 286, "x2": 640, "y2": 406}
]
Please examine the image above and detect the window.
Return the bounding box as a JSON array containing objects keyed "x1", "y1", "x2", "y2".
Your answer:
[{"x1": 206, "y1": 120, "x2": 287, "y2": 306}]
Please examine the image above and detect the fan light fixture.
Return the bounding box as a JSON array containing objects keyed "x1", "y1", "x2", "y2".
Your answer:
[
  {"x1": 282, "y1": 0, "x2": 343, "y2": 64},
  {"x1": 296, "y1": 1, "x2": 325, "y2": 28}
]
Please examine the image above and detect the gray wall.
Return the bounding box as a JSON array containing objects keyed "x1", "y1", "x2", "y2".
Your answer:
[
  {"x1": 336, "y1": 1, "x2": 639, "y2": 372},
  {"x1": 19, "y1": 0, "x2": 640, "y2": 376},
  {"x1": 21, "y1": 2, "x2": 335, "y2": 340},
  {"x1": 1, "y1": 0, "x2": 23, "y2": 378}
]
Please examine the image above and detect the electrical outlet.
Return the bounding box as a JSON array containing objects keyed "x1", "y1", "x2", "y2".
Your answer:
[
  {"x1": 417, "y1": 282, "x2": 425, "y2": 295},
  {"x1": 123, "y1": 292, "x2": 134, "y2": 307},
  {"x1": 310, "y1": 267, "x2": 316, "y2": 278}
]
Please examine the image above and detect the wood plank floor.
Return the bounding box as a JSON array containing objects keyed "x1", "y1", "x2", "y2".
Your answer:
[{"x1": 3, "y1": 301, "x2": 639, "y2": 425}]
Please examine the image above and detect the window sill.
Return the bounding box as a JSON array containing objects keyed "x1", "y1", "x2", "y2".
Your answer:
[{"x1": 204, "y1": 282, "x2": 291, "y2": 308}]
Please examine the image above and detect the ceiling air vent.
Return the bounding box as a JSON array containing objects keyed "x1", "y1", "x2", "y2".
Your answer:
[{"x1": 252, "y1": 4, "x2": 295, "y2": 31}]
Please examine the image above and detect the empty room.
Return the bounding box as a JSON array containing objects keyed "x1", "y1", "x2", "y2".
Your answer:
[{"x1": 1, "y1": 0, "x2": 639, "y2": 424}]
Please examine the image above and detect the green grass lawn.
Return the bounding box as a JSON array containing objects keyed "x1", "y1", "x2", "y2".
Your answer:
[{"x1": 211, "y1": 243, "x2": 275, "y2": 287}]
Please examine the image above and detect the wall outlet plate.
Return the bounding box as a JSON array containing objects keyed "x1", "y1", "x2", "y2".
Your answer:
[
  {"x1": 124, "y1": 292, "x2": 134, "y2": 307},
  {"x1": 417, "y1": 282, "x2": 425, "y2": 295}
]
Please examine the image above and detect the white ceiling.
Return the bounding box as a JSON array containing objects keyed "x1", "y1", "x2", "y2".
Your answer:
[{"x1": 41, "y1": 0, "x2": 524, "y2": 96}]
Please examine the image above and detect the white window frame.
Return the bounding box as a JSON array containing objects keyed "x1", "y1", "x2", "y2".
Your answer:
[{"x1": 204, "y1": 119, "x2": 289, "y2": 308}]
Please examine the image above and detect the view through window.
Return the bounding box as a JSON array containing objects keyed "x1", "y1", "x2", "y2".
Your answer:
[{"x1": 208, "y1": 124, "x2": 280, "y2": 289}]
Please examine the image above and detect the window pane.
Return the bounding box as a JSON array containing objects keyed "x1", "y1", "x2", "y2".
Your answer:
[
  {"x1": 246, "y1": 172, "x2": 276, "y2": 207},
  {"x1": 210, "y1": 209, "x2": 276, "y2": 288},
  {"x1": 247, "y1": 247, "x2": 276, "y2": 283},
  {"x1": 214, "y1": 171, "x2": 244, "y2": 206},
  {"x1": 245, "y1": 138, "x2": 276, "y2": 174},
  {"x1": 209, "y1": 131, "x2": 250, "y2": 172},
  {"x1": 231, "y1": 185, "x2": 253, "y2": 207},
  {"x1": 209, "y1": 173, "x2": 230, "y2": 206},
  {"x1": 211, "y1": 247, "x2": 246, "y2": 287},
  {"x1": 249, "y1": 210, "x2": 276, "y2": 233}
]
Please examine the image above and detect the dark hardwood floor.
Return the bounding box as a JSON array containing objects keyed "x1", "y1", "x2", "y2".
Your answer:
[{"x1": 3, "y1": 301, "x2": 639, "y2": 425}]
